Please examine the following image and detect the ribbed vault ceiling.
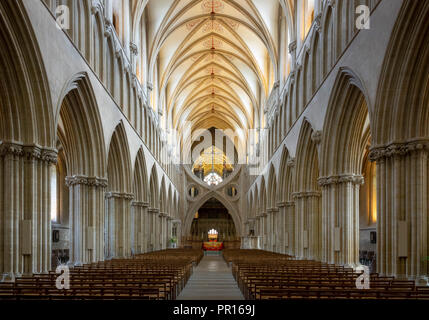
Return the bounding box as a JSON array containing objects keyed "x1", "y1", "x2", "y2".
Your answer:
[{"x1": 143, "y1": 0, "x2": 283, "y2": 146}]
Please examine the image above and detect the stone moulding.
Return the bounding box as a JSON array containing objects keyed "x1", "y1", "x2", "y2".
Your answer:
[
  {"x1": 317, "y1": 174, "x2": 364, "y2": 187},
  {"x1": 291, "y1": 191, "x2": 321, "y2": 199},
  {"x1": 277, "y1": 201, "x2": 295, "y2": 208},
  {"x1": 66, "y1": 175, "x2": 108, "y2": 187},
  {"x1": 104, "y1": 191, "x2": 134, "y2": 199},
  {"x1": 369, "y1": 139, "x2": 429, "y2": 161},
  {"x1": 0, "y1": 141, "x2": 58, "y2": 164},
  {"x1": 131, "y1": 201, "x2": 149, "y2": 207}
]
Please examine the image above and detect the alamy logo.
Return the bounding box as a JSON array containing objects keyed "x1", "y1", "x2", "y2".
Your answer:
[
  {"x1": 55, "y1": 5, "x2": 70, "y2": 30},
  {"x1": 356, "y1": 5, "x2": 370, "y2": 30},
  {"x1": 355, "y1": 265, "x2": 370, "y2": 289},
  {"x1": 55, "y1": 265, "x2": 70, "y2": 290}
]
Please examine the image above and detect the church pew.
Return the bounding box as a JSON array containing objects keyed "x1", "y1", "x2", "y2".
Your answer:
[
  {"x1": 0, "y1": 249, "x2": 203, "y2": 300},
  {"x1": 224, "y1": 249, "x2": 429, "y2": 300}
]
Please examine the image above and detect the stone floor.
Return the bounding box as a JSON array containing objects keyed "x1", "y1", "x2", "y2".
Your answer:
[{"x1": 177, "y1": 255, "x2": 244, "y2": 300}]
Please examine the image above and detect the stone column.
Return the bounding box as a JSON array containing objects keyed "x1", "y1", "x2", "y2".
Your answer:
[
  {"x1": 129, "y1": 42, "x2": 138, "y2": 73},
  {"x1": 268, "y1": 208, "x2": 279, "y2": 252},
  {"x1": 66, "y1": 176, "x2": 107, "y2": 265},
  {"x1": 172, "y1": 219, "x2": 181, "y2": 248},
  {"x1": 0, "y1": 143, "x2": 57, "y2": 280},
  {"x1": 284, "y1": 201, "x2": 295, "y2": 256},
  {"x1": 370, "y1": 141, "x2": 429, "y2": 280},
  {"x1": 288, "y1": 41, "x2": 297, "y2": 72},
  {"x1": 131, "y1": 201, "x2": 149, "y2": 254},
  {"x1": 167, "y1": 216, "x2": 173, "y2": 248},
  {"x1": 277, "y1": 204, "x2": 286, "y2": 254},
  {"x1": 292, "y1": 191, "x2": 321, "y2": 260},
  {"x1": 266, "y1": 210, "x2": 272, "y2": 250},
  {"x1": 159, "y1": 212, "x2": 167, "y2": 250},
  {"x1": 262, "y1": 212, "x2": 268, "y2": 250},
  {"x1": 318, "y1": 174, "x2": 363, "y2": 267},
  {"x1": 148, "y1": 208, "x2": 159, "y2": 251},
  {"x1": 105, "y1": 192, "x2": 134, "y2": 258}
]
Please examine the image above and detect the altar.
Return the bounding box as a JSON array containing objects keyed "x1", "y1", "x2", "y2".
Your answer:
[
  {"x1": 202, "y1": 240, "x2": 224, "y2": 251},
  {"x1": 202, "y1": 229, "x2": 223, "y2": 251}
]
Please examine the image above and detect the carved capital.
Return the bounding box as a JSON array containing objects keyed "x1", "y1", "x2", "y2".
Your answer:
[
  {"x1": 105, "y1": 192, "x2": 134, "y2": 200},
  {"x1": 147, "y1": 82, "x2": 153, "y2": 91},
  {"x1": 41, "y1": 148, "x2": 58, "y2": 164},
  {"x1": 104, "y1": 19, "x2": 113, "y2": 37},
  {"x1": 314, "y1": 13, "x2": 322, "y2": 33},
  {"x1": 287, "y1": 158, "x2": 295, "y2": 168},
  {"x1": 369, "y1": 139, "x2": 429, "y2": 161},
  {"x1": 1, "y1": 143, "x2": 58, "y2": 164},
  {"x1": 318, "y1": 174, "x2": 364, "y2": 186},
  {"x1": 267, "y1": 208, "x2": 279, "y2": 214},
  {"x1": 23, "y1": 145, "x2": 41, "y2": 160},
  {"x1": 311, "y1": 130, "x2": 322, "y2": 144},
  {"x1": 0, "y1": 142, "x2": 23, "y2": 157},
  {"x1": 285, "y1": 201, "x2": 295, "y2": 208},
  {"x1": 288, "y1": 41, "x2": 297, "y2": 53},
  {"x1": 129, "y1": 42, "x2": 138, "y2": 56},
  {"x1": 148, "y1": 208, "x2": 159, "y2": 214},
  {"x1": 87, "y1": 177, "x2": 108, "y2": 188},
  {"x1": 66, "y1": 175, "x2": 108, "y2": 188},
  {"x1": 292, "y1": 191, "x2": 321, "y2": 199},
  {"x1": 131, "y1": 201, "x2": 149, "y2": 208}
]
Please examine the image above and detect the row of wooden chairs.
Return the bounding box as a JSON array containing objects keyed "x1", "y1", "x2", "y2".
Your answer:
[
  {"x1": 223, "y1": 249, "x2": 429, "y2": 300},
  {"x1": 0, "y1": 249, "x2": 203, "y2": 300}
]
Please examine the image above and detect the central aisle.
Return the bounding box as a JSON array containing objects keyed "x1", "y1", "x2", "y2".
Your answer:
[{"x1": 177, "y1": 255, "x2": 244, "y2": 300}]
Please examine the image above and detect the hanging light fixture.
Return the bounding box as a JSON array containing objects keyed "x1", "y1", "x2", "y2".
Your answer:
[{"x1": 204, "y1": 146, "x2": 223, "y2": 186}]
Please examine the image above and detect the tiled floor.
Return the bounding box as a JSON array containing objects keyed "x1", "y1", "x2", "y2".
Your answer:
[{"x1": 177, "y1": 255, "x2": 244, "y2": 300}]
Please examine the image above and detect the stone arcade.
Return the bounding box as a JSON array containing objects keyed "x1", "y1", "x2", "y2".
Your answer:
[{"x1": 0, "y1": 0, "x2": 428, "y2": 298}]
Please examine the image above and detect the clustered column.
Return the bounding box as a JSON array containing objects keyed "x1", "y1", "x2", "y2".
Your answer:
[
  {"x1": 292, "y1": 191, "x2": 321, "y2": 260},
  {"x1": 147, "y1": 208, "x2": 159, "y2": 251},
  {"x1": 131, "y1": 201, "x2": 149, "y2": 254},
  {"x1": 261, "y1": 212, "x2": 267, "y2": 249},
  {"x1": 267, "y1": 208, "x2": 279, "y2": 252},
  {"x1": 66, "y1": 175, "x2": 107, "y2": 265},
  {"x1": 318, "y1": 174, "x2": 363, "y2": 267},
  {"x1": 284, "y1": 201, "x2": 295, "y2": 256},
  {"x1": 105, "y1": 192, "x2": 134, "y2": 258},
  {"x1": 0, "y1": 143, "x2": 57, "y2": 280},
  {"x1": 277, "y1": 203, "x2": 286, "y2": 254},
  {"x1": 370, "y1": 142, "x2": 429, "y2": 280},
  {"x1": 159, "y1": 212, "x2": 168, "y2": 250}
]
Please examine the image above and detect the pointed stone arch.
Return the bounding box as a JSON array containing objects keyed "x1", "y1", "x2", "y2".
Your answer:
[
  {"x1": 105, "y1": 122, "x2": 134, "y2": 259},
  {"x1": 0, "y1": 0, "x2": 53, "y2": 147},
  {"x1": 294, "y1": 119, "x2": 321, "y2": 260},
  {"x1": 278, "y1": 145, "x2": 294, "y2": 203},
  {"x1": 0, "y1": 0, "x2": 55, "y2": 278},
  {"x1": 267, "y1": 164, "x2": 277, "y2": 209},
  {"x1": 371, "y1": 0, "x2": 429, "y2": 278},
  {"x1": 374, "y1": 1, "x2": 429, "y2": 144},
  {"x1": 278, "y1": 145, "x2": 295, "y2": 255},
  {"x1": 267, "y1": 164, "x2": 279, "y2": 251},
  {"x1": 252, "y1": 183, "x2": 258, "y2": 217},
  {"x1": 160, "y1": 176, "x2": 167, "y2": 213},
  {"x1": 149, "y1": 164, "x2": 160, "y2": 210},
  {"x1": 107, "y1": 122, "x2": 133, "y2": 193},
  {"x1": 319, "y1": 67, "x2": 370, "y2": 267},
  {"x1": 56, "y1": 72, "x2": 107, "y2": 265},
  {"x1": 320, "y1": 67, "x2": 371, "y2": 176},
  {"x1": 131, "y1": 147, "x2": 149, "y2": 254},
  {"x1": 132, "y1": 147, "x2": 149, "y2": 203},
  {"x1": 56, "y1": 72, "x2": 107, "y2": 177},
  {"x1": 184, "y1": 192, "x2": 242, "y2": 237}
]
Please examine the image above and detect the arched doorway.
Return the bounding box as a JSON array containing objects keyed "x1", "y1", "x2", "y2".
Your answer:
[{"x1": 185, "y1": 198, "x2": 240, "y2": 250}]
